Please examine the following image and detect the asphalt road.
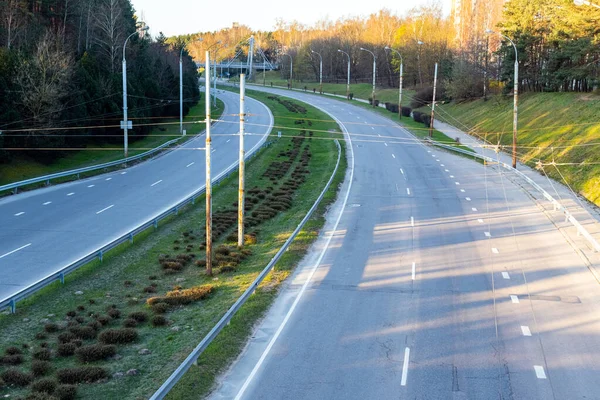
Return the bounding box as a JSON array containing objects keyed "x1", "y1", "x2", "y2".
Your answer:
[
  {"x1": 0, "y1": 90, "x2": 272, "y2": 302},
  {"x1": 210, "y1": 87, "x2": 600, "y2": 400}
]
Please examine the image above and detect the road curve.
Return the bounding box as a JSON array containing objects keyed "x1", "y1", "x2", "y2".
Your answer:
[
  {"x1": 0, "y1": 90, "x2": 272, "y2": 302},
  {"x1": 210, "y1": 87, "x2": 600, "y2": 400}
]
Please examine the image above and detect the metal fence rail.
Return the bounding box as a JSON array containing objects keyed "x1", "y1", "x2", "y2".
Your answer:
[
  {"x1": 150, "y1": 140, "x2": 342, "y2": 400},
  {"x1": 0, "y1": 137, "x2": 183, "y2": 194},
  {"x1": 0, "y1": 132, "x2": 270, "y2": 313},
  {"x1": 430, "y1": 140, "x2": 600, "y2": 253}
]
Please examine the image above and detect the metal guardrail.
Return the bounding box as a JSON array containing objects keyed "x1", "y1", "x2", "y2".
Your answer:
[
  {"x1": 0, "y1": 130, "x2": 271, "y2": 314},
  {"x1": 0, "y1": 137, "x2": 183, "y2": 194},
  {"x1": 430, "y1": 140, "x2": 600, "y2": 253},
  {"x1": 150, "y1": 140, "x2": 342, "y2": 400}
]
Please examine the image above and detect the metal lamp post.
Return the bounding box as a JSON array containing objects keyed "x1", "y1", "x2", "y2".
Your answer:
[
  {"x1": 180, "y1": 38, "x2": 202, "y2": 136},
  {"x1": 122, "y1": 25, "x2": 149, "y2": 158},
  {"x1": 311, "y1": 49, "x2": 323, "y2": 94},
  {"x1": 337, "y1": 49, "x2": 351, "y2": 99},
  {"x1": 487, "y1": 29, "x2": 519, "y2": 169},
  {"x1": 360, "y1": 47, "x2": 377, "y2": 107},
  {"x1": 282, "y1": 54, "x2": 293, "y2": 89},
  {"x1": 385, "y1": 46, "x2": 403, "y2": 119}
]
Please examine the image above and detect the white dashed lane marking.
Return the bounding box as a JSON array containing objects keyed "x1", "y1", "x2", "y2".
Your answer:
[
  {"x1": 105, "y1": 178, "x2": 111, "y2": 181},
  {"x1": 392, "y1": 154, "x2": 396, "y2": 159},
  {"x1": 492, "y1": 247, "x2": 499, "y2": 253},
  {"x1": 14, "y1": 212, "x2": 24, "y2": 216},
  {"x1": 43, "y1": 202, "x2": 51, "y2": 206},
  {"x1": 186, "y1": 162, "x2": 194, "y2": 168},
  {"x1": 67, "y1": 192, "x2": 74, "y2": 196},
  {"x1": 88, "y1": 185, "x2": 95, "y2": 188},
  {"x1": 534, "y1": 366, "x2": 547, "y2": 379},
  {"x1": 502, "y1": 272, "x2": 510, "y2": 279},
  {"x1": 0, "y1": 243, "x2": 32, "y2": 259},
  {"x1": 151, "y1": 180, "x2": 163, "y2": 187},
  {"x1": 511, "y1": 295, "x2": 520, "y2": 303},
  {"x1": 521, "y1": 326, "x2": 532, "y2": 336},
  {"x1": 96, "y1": 205, "x2": 114, "y2": 215}
]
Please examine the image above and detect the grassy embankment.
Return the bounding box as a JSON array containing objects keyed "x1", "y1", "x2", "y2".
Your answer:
[
  {"x1": 0, "y1": 90, "x2": 346, "y2": 400},
  {"x1": 0, "y1": 98, "x2": 223, "y2": 187},
  {"x1": 430, "y1": 92, "x2": 600, "y2": 205}
]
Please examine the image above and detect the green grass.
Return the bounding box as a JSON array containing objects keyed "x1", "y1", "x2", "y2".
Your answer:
[
  {"x1": 431, "y1": 92, "x2": 600, "y2": 205},
  {"x1": 0, "y1": 98, "x2": 223, "y2": 187},
  {"x1": 0, "y1": 90, "x2": 345, "y2": 400},
  {"x1": 232, "y1": 70, "x2": 416, "y2": 105}
]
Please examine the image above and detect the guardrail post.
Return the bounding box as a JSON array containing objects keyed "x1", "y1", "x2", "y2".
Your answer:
[
  {"x1": 175, "y1": 207, "x2": 179, "y2": 216},
  {"x1": 77, "y1": 173, "x2": 80, "y2": 180},
  {"x1": 129, "y1": 233, "x2": 134, "y2": 244},
  {"x1": 13, "y1": 187, "x2": 18, "y2": 195},
  {"x1": 98, "y1": 250, "x2": 103, "y2": 262},
  {"x1": 60, "y1": 273, "x2": 65, "y2": 284},
  {"x1": 10, "y1": 299, "x2": 16, "y2": 314},
  {"x1": 154, "y1": 219, "x2": 158, "y2": 229},
  {"x1": 46, "y1": 179, "x2": 50, "y2": 186}
]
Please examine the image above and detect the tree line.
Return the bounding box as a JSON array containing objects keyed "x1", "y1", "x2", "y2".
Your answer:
[
  {"x1": 0, "y1": 0, "x2": 199, "y2": 164},
  {"x1": 176, "y1": 0, "x2": 599, "y2": 105}
]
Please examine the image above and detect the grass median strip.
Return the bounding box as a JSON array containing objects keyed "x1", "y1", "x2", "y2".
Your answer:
[{"x1": 0, "y1": 90, "x2": 346, "y2": 400}]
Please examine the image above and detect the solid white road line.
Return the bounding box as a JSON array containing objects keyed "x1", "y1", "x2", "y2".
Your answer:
[
  {"x1": 67, "y1": 192, "x2": 74, "y2": 196},
  {"x1": 88, "y1": 185, "x2": 94, "y2": 188},
  {"x1": 14, "y1": 212, "x2": 24, "y2": 216},
  {"x1": 411, "y1": 217, "x2": 414, "y2": 227},
  {"x1": 511, "y1": 295, "x2": 519, "y2": 303},
  {"x1": 521, "y1": 326, "x2": 532, "y2": 336},
  {"x1": 502, "y1": 272, "x2": 510, "y2": 279},
  {"x1": 484, "y1": 231, "x2": 491, "y2": 237},
  {"x1": 186, "y1": 162, "x2": 195, "y2": 168},
  {"x1": 478, "y1": 218, "x2": 484, "y2": 223},
  {"x1": 43, "y1": 202, "x2": 51, "y2": 206},
  {"x1": 151, "y1": 180, "x2": 163, "y2": 187},
  {"x1": 0, "y1": 243, "x2": 32, "y2": 259},
  {"x1": 392, "y1": 154, "x2": 396, "y2": 159},
  {"x1": 234, "y1": 106, "x2": 355, "y2": 400},
  {"x1": 492, "y1": 247, "x2": 499, "y2": 254},
  {"x1": 534, "y1": 366, "x2": 547, "y2": 379},
  {"x1": 401, "y1": 347, "x2": 410, "y2": 386},
  {"x1": 406, "y1": 188, "x2": 411, "y2": 195},
  {"x1": 96, "y1": 205, "x2": 114, "y2": 215},
  {"x1": 412, "y1": 262, "x2": 416, "y2": 280}
]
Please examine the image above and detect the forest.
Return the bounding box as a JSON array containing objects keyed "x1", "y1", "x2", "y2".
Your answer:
[
  {"x1": 0, "y1": 0, "x2": 199, "y2": 165},
  {"x1": 178, "y1": 0, "x2": 599, "y2": 103}
]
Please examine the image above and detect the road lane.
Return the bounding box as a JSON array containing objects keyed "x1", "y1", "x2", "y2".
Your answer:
[{"x1": 0, "y1": 90, "x2": 272, "y2": 300}]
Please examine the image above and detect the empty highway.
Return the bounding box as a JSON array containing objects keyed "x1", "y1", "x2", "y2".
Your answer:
[
  {"x1": 0, "y1": 90, "x2": 272, "y2": 302},
  {"x1": 210, "y1": 87, "x2": 600, "y2": 400}
]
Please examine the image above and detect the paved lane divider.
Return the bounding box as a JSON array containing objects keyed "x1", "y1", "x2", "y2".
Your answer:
[
  {"x1": 401, "y1": 347, "x2": 411, "y2": 386},
  {"x1": 96, "y1": 205, "x2": 114, "y2": 215},
  {"x1": 0, "y1": 243, "x2": 32, "y2": 259}
]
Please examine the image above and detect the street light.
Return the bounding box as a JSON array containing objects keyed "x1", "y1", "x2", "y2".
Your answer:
[
  {"x1": 416, "y1": 40, "x2": 424, "y2": 87},
  {"x1": 385, "y1": 46, "x2": 403, "y2": 119},
  {"x1": 337, "y1": 49, "x2": 351, "y2": 99},
  {"x1": 122, "y1": 24, "x2": 149, "y2": 158},
  {"x1": 486, "y1": 29, "x2": 519, "y2": 169},
  {"x1": 310, "y1": 49, "x2": 323, "y2": 94},
  {"x1": 282, "y1": 53, "x2": 293, "y2": 89},
  {"x1": 180, "y1": 38, "x2": 202, "y2": 136},
  {"x1": 360, "y1": 47, "x2": 377, "y2": 107},
  {"x1": 206, "y1": 41, "x2": 222, "y2": 107}
]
